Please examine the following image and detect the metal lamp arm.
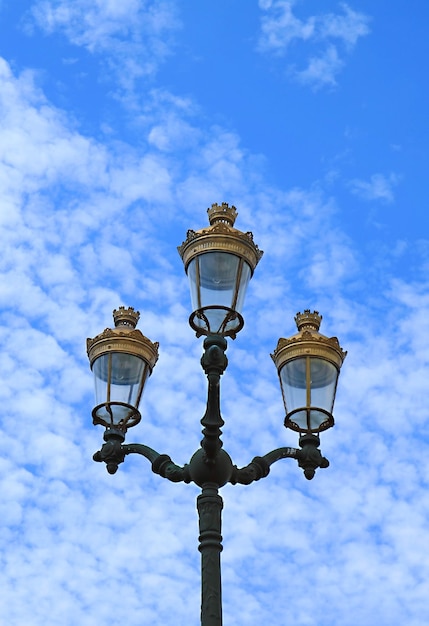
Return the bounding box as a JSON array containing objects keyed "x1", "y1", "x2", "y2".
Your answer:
[
  {"x1": 93, "y1": 436, "x2": 190, "y2": 483},
  {"x1": 230, "y1": 447, "x2": 298, "y2": 485},
  {"x1": 123, "y1": 444, "x2": 191, "y2": 483},
  {"x1": 230, "y1": 437, "x2": 330, "y2": 483}
]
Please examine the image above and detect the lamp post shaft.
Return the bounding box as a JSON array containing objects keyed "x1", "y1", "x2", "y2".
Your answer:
[
  {"x1": 200, "y1": 335, "x2": 228, "y2": 462},
  {"x1": 198, "y1": 483, "x2": 224, "y2": 626}
]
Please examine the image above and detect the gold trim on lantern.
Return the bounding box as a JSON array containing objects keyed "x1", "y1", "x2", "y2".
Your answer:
[
  {"x1": 177, "y1": 202, "x2": 263, "y2": 274},
  {"x1": 271, "y1": 311, "x2": 346, "y2": 373},
  {"x1": 87, "y1": 307, "x2": 159, "y2": 370}
]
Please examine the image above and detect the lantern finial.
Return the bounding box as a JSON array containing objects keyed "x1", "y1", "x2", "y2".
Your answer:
[
  {"x1": 295, "y1": 310, "x2": 322, "y2": 332},
  {"x1": 113, "y1": 306, "x2": 140, "y2": 328},
  {"x1": 207, "y1": 202, "x2": 238, "y2": 227}
]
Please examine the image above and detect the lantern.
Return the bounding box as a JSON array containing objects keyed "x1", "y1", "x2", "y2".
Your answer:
[
  {"x1": 178, "y1": 203, "x2": 263, "y2": 338},
  {"x1": 87, "y1": 307, "x2": 159, "y2": 431},
  {"x1": 271, "y1": 311, "x2": 346, "y2": 434}
]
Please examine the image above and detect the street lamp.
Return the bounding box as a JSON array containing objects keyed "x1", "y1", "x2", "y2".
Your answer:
[
  {"x1": 87, "y1": 203, "x2": 346, "y2": 626},
  {"x1": 271, "y1": 309, "x2": 346, "y2": 479},
  {"x1": 177, "y1": 202, "x2": 263, "y2": 338}
]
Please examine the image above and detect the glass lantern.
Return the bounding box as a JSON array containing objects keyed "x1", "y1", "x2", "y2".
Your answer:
[
  {"x1": 87, "y1": 307, "x2": 159, "y2": 431},
  {"x1": 177, "y1": 203, "x2": 263, "y2": 338},
  {"x1": 271, "y1": 311, "x2": 346, "y2": 434}
]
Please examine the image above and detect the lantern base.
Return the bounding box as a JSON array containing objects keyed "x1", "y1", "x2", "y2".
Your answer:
[
  {"x1": 284, "y1": 407, "x2": 334, "y2": 434},
  {"x1": 189, "y1": 306, "x2": 244, "y2": 339},
  {"x1": 92, "y1": 401, "x2": 141, "y2": 431}
]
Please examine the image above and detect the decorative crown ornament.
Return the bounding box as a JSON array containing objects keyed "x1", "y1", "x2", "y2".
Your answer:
[
  {"x1": 113, "y1": 306, "x2": 140, "y2": 328},
  {"x1": 207, "y1": 202, "x2": 238, "y2": 227},
  {"x1": 294, "y1": 310, "x2": 323, "y2": 332},
  {"x1": 177, "y1": 202, "x2": 263, "y2": 273}
]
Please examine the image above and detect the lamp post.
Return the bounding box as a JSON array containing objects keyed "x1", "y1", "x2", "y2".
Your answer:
[{"x1": 87, "y1": 203, "x2": 346, "y2": 626}]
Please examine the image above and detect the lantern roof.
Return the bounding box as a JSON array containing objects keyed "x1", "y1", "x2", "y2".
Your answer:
[
  {"x1": 87, "y1": 306, "x2": 159, "y2": 369},
  {"x1": 177, "y1": 202, "x2": 263, "y2": 273},
  {"x1": 271, "y1": 310, "x2": 347, "y2": 371}
]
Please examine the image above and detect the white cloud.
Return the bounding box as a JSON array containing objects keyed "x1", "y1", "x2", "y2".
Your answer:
[
  {"x1": 0, "y1": 7, "x2": 429, "y2": 625},
  {"x1": 258, "y1": 0, "x2": 371, "y2": 88},
  {"x1": 349, "y1": 172, "x2": 400, "y2": 203},
  {"x1": 258, "y1": 0, "x2": 316, "y2": 50},
  {"x1": 319, "y1": 2, "x2": 371, "y2": 48},
  {"x1": 29, "y1": 0, "x2": 180, "y2": 91},
  {"x1": 296, "y1": 44, "x2": 344, "y2": 88}
]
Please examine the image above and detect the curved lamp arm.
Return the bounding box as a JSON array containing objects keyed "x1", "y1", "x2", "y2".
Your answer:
[
  {"x1": 230, "y1": 436, "x2": 330, "y2": 483},
  {"x1": 123, "y1": 444, "x2": 191, "y2": 483},
  {"x1": 93, "y1": 431, "x2": 190, "y2": 483},
  {"x1": 230, "y1": 447, "x2": 298, "y2": 485}
]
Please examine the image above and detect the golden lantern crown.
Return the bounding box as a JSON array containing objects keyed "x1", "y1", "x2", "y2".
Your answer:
[
  {"x1": 207, "y1": 202, "x2": 238, "y2": 226},
  {"x1": 271, "y1": 310, "x2": 347, "y2": 372},
  {"x1": 294, "y1": 310, "x2": 322, "y2": 332},
  {"x1": 87, "y1": 307, "x2": 159, "y2": 369},
  {"x1": 177, "y1": 202, "x2": 264, "y2": 273},
  {"x1": 112, "y1": 306, "x2": 140, "y2": 328}
]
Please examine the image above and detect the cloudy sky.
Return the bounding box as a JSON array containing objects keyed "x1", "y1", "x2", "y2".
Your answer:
[{"x1": 1, "y1": 1, "x2": 429, "y2": 625}]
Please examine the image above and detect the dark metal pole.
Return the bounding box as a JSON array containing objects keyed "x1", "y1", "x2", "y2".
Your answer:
[
  {"x1": 200, "y1": 334, "x2": 228, "y2": 463},
  {"x1": 197, "y1": 335, "x2": 228, "y2": 626},
  {"x1": 198, "y1": 483, "x2": 224, "y2": 626}
]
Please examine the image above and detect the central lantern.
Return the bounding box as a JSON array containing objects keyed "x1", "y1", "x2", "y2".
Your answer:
[{"x1": 178, "y1": 203, "x2": 263, "y2": 338}]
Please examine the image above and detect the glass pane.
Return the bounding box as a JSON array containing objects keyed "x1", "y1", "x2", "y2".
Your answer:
[
  {"x1": 282, "y1": 357, "x2": 338, "y2": 432},
  {"x1": 200, "y1": 251, "x2": 239, "y2": 290},
  {"x1": 310, "y1": 359, "x2": 338, "y2": 412},
  {"x1": 309, "y1": 409, "x2": 330, "y2": 430},
  {"x1": 188, "y1": 257, "x2": 201, "y2": 311},
  {"x1": 235, "y1": 261, "x2": 251, "y2": 314},
  {"x1": 279, "y1": 358, "x2": 308, "y2": 413},
  {"x1": 287, "y1": 409, "x2": 308, "y2": 430},
  {"x1": 95, "y1": 403, "x2": 136, "y2": 426},
  {"x1": 188, "y1": 253, "x2": 250, "y2": 334},
  {"x1": 93, "y1": 353, "x2": 147, "y2": 413},
  {"x1": 188, "y1": 252, "x2": 241, "y2": 311},
  {"x1": 94, "y1": 369, "x2": 108, "y2": 409},
  {"x1": 204, "y1": 309, "x2": 233, "y2": 335}
]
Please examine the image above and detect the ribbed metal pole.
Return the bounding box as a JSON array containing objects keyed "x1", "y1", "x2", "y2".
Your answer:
[{"x1": 197, "y1": 483, "x2": 223, "y2": 626}]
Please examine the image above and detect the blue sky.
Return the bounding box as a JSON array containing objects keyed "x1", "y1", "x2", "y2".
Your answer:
[{"x1": 1, "y1": 1, "x2": 429, "y2": 625}]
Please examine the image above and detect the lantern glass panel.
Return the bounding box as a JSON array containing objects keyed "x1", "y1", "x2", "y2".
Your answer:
[
  {"x1": 188, "y1": 252, "x2": 251, "y2": 333},
  {"x1": 309, "y1": 358, "x2": 338, "y2": 411},
  {"x1": 235, "y1": 258, "x2": 252, "y2": 311},
  {"x1": 280, "y1": 361, "x2": 307, "y2": 412},
  {"x1": 93, "y1": 352, "x2": 148, "y2": 424},
  {"x1": 280, "y1": 357, "x2": 338, "y2": 432}
]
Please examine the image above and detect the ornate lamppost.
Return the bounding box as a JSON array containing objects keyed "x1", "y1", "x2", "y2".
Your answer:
[{"x1": 87, "y1": 203, "x2": 346, "y2": 626}]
